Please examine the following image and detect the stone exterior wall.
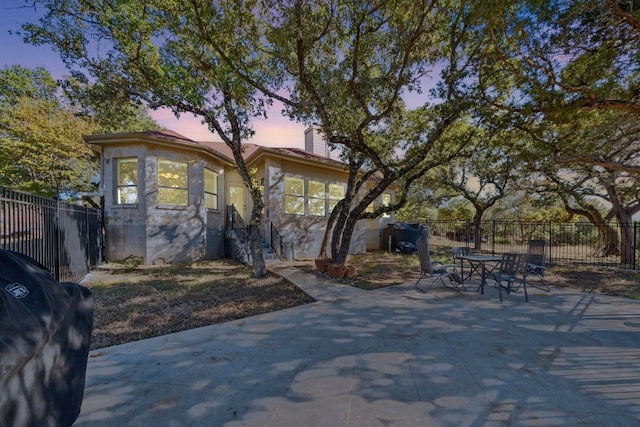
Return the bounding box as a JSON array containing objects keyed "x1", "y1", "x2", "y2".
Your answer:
[
  {"x1": 101, "y1": 143, "x2": 148, "y2": 262},
  {"x1": 261, "y1": 156, "x2": 368, "y2": 260},
  {"x1": 100, "y1": 141, "x2": 226, "y2": 264},
  {"x1": 92, "y1": 131, "x2": 396, "y2": 264}
]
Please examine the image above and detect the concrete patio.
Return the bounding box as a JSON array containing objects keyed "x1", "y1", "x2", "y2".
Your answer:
[{"x1": 74, "y1": 265, "x2": 640, "y2": 426}]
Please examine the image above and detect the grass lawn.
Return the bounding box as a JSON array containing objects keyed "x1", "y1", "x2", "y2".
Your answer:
[{"x1": 83, "y1": 250, "x2": 640, "y2": 350}]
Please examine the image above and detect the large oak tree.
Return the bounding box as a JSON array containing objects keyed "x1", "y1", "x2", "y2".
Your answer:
[
  {"x1": 24, "y1": 0, "x2": 480, "y2": 270},
  {"x1": 24, "y1": 0, "x2": 274, "y2": 276},
  {"x1": 247, "y1": 0, "x2": 478, "y2": 265}
]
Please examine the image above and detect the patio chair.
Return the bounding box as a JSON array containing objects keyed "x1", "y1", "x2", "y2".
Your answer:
[
  {"x1": 453, "y1": 246, "x2": 472, "y2": 259},
  {"x1": 527, "y1": 239, "x2": 550, "y2": 292},
  {"x1": 488, "y1": 253, "x2": 529, "y2": 302},
  {"x1": 452, "y1": 246, "x2": 474, "y2": 283},
  {"x1": 415, "y1": 239, "x2": 465, "y2": 293}
]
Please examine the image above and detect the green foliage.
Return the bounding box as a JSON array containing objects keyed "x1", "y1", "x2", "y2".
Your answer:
[
  {"x1": 111, "y1": 255, "x2": 145, "y2": 273},
  {"x1": 487, "y1": 193, "x2": 569, "y2": 222},
  {"x1": 470, "y1": 0, "x2": 640, "y2": 166},
  {"x1": 0, "y1": 65, "x2": 58, "y2": 104},
  {"x1": 0, "y1": 93, "x2": 98, "y2": 197},
  {"x1": 250, "y1": 1, "x2": 479, "y2": 262},
  {"x1": 437, "y1": 198, "x2": 474, "y2": 221},
  {"x1": 0, "y1": 64, "x2": 160, "y2": 198},
  {"x1": 493, "y1": 237, "x2": 510, "y2": 245},
  {"x1": 454, "y1": 1, "x2": 640, "y2": 261},
  {"x1": 23, "y1": 0, "x2": 276, "y2": 276},
  {"x1": 472, "y1": 0, "x2": 640, "y2": 116},
  {"x1": 396, "y1": 203, "x2": 438, "y2": 222},
  {"x1": 62, "y1": 75, "x2": 161, "y2": 134}
]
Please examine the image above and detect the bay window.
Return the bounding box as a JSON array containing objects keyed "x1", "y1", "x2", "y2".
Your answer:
[
  {"x1": 158, "y1": 159, "x2": 188, "y2": 206},
  {"x1": 116, "y1": 158, "x2": 138, "y2": 204},
  {"x1": 204, "y1": 168, "x2": 218, "y2": 210}
]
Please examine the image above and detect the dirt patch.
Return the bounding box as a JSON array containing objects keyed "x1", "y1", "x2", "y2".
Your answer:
[
  {"x1": 544, "y1": 265, "x2": 640, "y2": 299},
  {"x1": 296, "y1": 252, "x2": 421, "y2": 290},
  {"x1": 83, "y1": 260, "x2": 314, "y2": 350}
]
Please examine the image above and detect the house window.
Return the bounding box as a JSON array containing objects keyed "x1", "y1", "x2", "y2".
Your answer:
[
  {"x1": 116, "y1": 158, "x2": 138, "y2": 204},
  {"x1": 382, "y1": 193, "x2": 391, "y2": 218},
  {"x1": 285, "y1": 176, "x2": 304, "y2": 215},
  {"x1": 308, "y1": 180, "x2": 325, "y2": 216},
  {"x1": 204, "y1": 168, "x2": 218, "y2": 210},
  {"x1": 365, "y1": 201, "x2": 375, "y2": 214},
  {"x1": 328, "y1": 183, "x2": 344, "y2": 213},
  {"x1": 158, "y1": 159, "x2": 188, "y2": 206}
]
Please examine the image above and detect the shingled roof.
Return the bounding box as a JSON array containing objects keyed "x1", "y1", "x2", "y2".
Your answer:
[
  {"x1": 197, "y1": 140, "x2": 262, "y2": 161},
  {"x1": 197, "y1": 140, "x2": 346, "y2": 170},
  {"x1": 143, "y1": 129, "x2": 196, "y2": 142},
  {"x1": 86, "y1": 128, "x2": 345, "y2": 170}
]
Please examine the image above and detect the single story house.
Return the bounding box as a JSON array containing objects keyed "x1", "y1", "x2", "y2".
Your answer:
[{"x1": 84, "y1": 127, "x2": 397, "y2": 264}]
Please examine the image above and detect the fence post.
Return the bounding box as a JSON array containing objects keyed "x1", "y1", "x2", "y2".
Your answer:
[
  {"x1": 54, "y1": 201, "x2": 61, "y2": 280},
  {"x1": 85, "y1": 206, "x2": 90, "y2": 271},
  {"x1": 491, "y1": 220, "x2": 496, "y2": 255},
  {"x1": 634, "y1": 222, "x2": 638, "y2": 271},
  {"x1": 548, "y1": 222, "x2": 552, "y2": 265}
]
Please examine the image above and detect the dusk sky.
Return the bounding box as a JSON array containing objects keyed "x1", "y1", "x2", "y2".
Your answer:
[{"x1": 0, "y1": 0, "x2": 306, "y2": 147}]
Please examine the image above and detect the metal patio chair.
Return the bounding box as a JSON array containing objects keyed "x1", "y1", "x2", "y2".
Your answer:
[
  {"x1": 452, "y1": 246, "x2": 474, "y2": 283},
  {"x1": 527, "y1": 239, "x2": 550, "y2": 292},
  {"x1": 415, "y1": 239, "x2": 465, "y2": 293},
  {"x1": 488, "y1": 252, "x2": 529, "y2": 302},
  {"x1": 453, "y1": 246, "x2": 472, "y2": 259}
]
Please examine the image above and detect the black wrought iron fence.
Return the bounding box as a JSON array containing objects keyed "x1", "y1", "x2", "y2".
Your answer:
[
  {"x1": 225, "y1": 204, "x2": 251, "y2": 262},
  {"x1": 0, "y1": 186, "x2": 103, "y2": 282},
  {"x1": 423, "y1": 220, "x2": 640, "y2": 270},
  {"x1": 270, "y1": 222, "x2": 284, "y2": 260},
  {"x1": 226, "y1": 204, "x2": 246, "y2": 230}
]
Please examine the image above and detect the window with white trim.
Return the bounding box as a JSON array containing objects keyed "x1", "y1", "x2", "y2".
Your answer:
[
  {"x1": 116, "y1": 158, "x2": 138, "y2": 204},
  {"x1": 381, "y1": 193, "x2": 391, "y2": 218},
  {"x1": 365, "y1": 201, "x2": 375, "y2": 214},
  {"x1": 285, "y1": 176, "x2": 305, "y2": 215},
  {"x1": 328, "y1": 183, "x2": 344, "y2": 213},
  {"x1": 158, "y1": 159, "x2": 188, "y2": 206},
  {"x1": 308, "y1": 180, "x2": 326, "y2": 216},
  {"x1": 204, "y1": 168, "x2": 218, "y2": 210}
]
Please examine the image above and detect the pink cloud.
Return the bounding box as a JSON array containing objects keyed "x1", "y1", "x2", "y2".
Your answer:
[{"x1": 149, "y1": 107, "x2": 305, "y2": 148}]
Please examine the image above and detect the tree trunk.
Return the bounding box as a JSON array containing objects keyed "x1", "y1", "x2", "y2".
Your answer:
[
  {"x1": 472, "y1": 212, "x2": 484, "y2": 251},
  {"x1": 330, "y1": 212, "x2": 347, "y2": 262},
  {"x1": 317, "y1": 199, "x2": 343, "y2": 260},
  {"x1": 333, "y1": 215, "x2": 358, "y2": 266},
  {"x1": 593, "y1": 222, "x2": 620, "y2": 257},
  {"x1": 615, "y1": 207, "x2": 635, "y2": 265},
  {"x1": 248, "y1": 192, "x2": 267, "y2": 278},
  {"x1": 330, "y1": 189, "x2": 355, "y2": 262},
  {"x1": 619, "y1": 222, "x2": 634, "y2": 265},
  {"x1": 248, "y1": 225, "x2": 267, "y2": 278}
]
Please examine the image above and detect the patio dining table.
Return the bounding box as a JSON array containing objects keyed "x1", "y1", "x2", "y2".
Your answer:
[{"x1": 456, "y1": 254, "x2": 503, "y2": 294}]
